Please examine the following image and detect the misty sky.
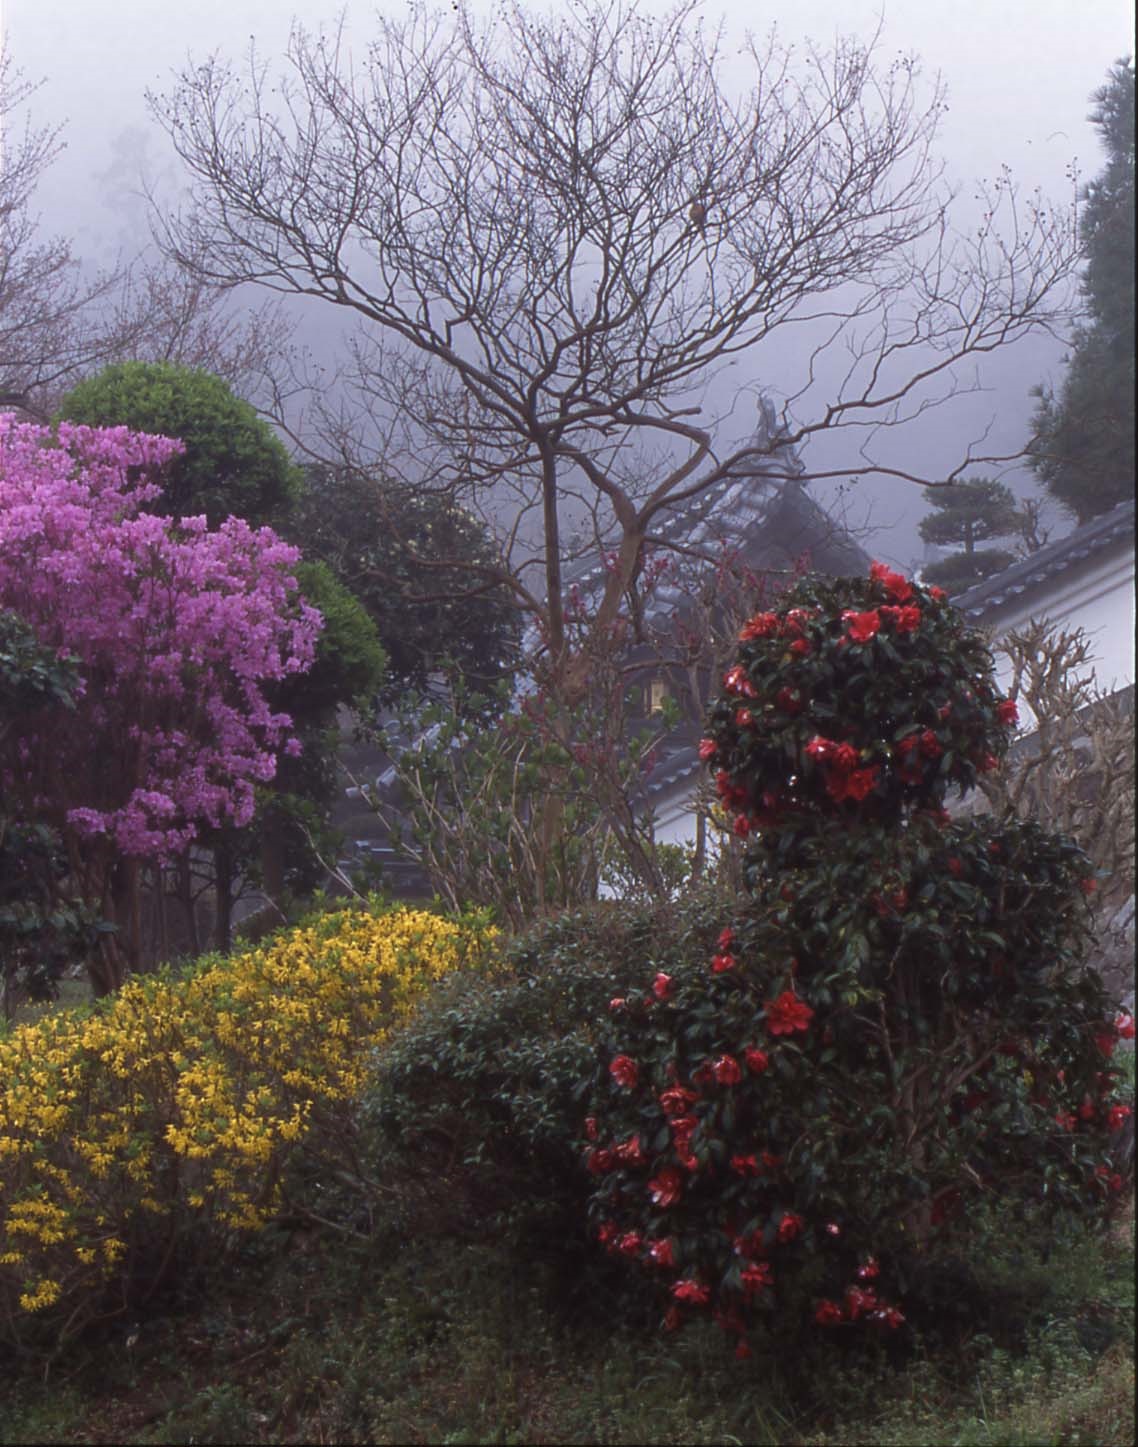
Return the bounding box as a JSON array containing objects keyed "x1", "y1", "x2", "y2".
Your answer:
[{"x1": 4, "y1": 0, "x2": 1135, "y2": 569}]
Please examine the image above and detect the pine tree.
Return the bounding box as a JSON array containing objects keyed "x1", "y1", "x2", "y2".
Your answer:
[
  {"x1": 918, "y1": 478, "x2": 1025, "y2": 593},
  {"x1": 1030, "y1": 60, "x2": 1135, "y2": 522}
]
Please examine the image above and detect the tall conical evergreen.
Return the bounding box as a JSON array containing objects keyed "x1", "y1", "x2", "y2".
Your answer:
[{"x1": 1030, "y1": 60, "x2": 1135, "y2": 522}]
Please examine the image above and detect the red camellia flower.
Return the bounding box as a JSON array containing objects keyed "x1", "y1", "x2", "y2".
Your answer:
[
  {"x1": 776, "y1": 686, "x2": 803, "y2": 714},
  {"x1": 584, "y1": 1116, "x2": 598, "y2": 1140},
  {"x1": 744, "y1": 1046, "x2": 770, "y2": 1074},
  {"x1": 828, "y1": 765, "x2": 878, "y2": 802},
  {"x1": 1055, "y1": 1112, "x2": 1077, "y2": 1132},
  {"x1": 609, "y1": 1054, "x2": 639, "y2": 1088},
  {"x1": 738, "y1": 611, "x2": 780, "y2": 640},
  {"x1": 731, "y1": 1153, "x2": 760, "y2": 1176},
  {"x1": 776, "y1": 1211, "x2": 805, "y2": 1243},
  {"x1": 618, "y1": 1231, "x2": 643, "y2": 1257},
  {"x1": 1095, "y1": 1028, "x2": 1117, "y2": 1057},
  {"x1": 672, "y1": 1278, "x2": 711, "y2": 1305},
  {"x1": 596, "y1": 1221, "x2": 618, "y2": 1248},
  {"x1": 586, "y1": 1148, "x2": 615, "y2": 1174},
  {"x1": 843, "y1": 609, "x2": 881, "y2": 643},
  {"x1": 815, "y1": 1299, "x2": 844, "y2": 1326},
  {"x1": 997, "y1": 698, "x2": 1019, "y2": 725},
  {"x1": 609, "y1": 997, "x2": 626, "y2": 1012},
  {"x1": 698, "y1": 737, "x2": 718, "y2": 760},
  {"x1": 831, "y1": 742, "x2": 859, "y2": 773},
  {"x1": 806, "y1": 735, "x2": 835, "y2": 761},
  {"x1": 844, "y1": 1285, "x2": 877, "y2": 1319},
  {"x1": 977, "y1": 752, "x2": 999, "y2": 773},
  {"x1": 648, "y1": 1167, "x2": 684, "y2": 1208},
  {"x1": 717, "y1": 925, "x2": 736, "y2": 950},
  {"x1": 732, "y1": 814, "x2": 751, "y2": 837},
  {"x1": 713, "y1": 1054, "x2": 743, "y2": 1085},
  {"x1": 615, "y1": 1134, "x2": 647, "y2": 1167},
  {"x1": 874, "y1": 1306, "x2": 906, "y2": 1330},
  {"x1": 1080, "y1": 876, "x2": 1098, "y2": 895},
  {"x1": 870, "y1": 561, "x2": 915, "y2": 602},
  {"x1": 648, "y1": 1237, "x2": 675, "y2": 1268},
  {"x1": 711, "y1": 951, "x2": 737, "y2": 974},
  {"x1": 856, "y1": 1256, "x2": 880, "y2": 1280},
  {"x1": 919, "y1": 729, "x2": 942, "y2": 758},
  {"x1": 741, "y1": 1262, "x2": 773, "y2": 1296},
  {"x1": 659, "y1": 1085, "x2": 698, "y2": 1118},
  {"x1": 788, "y1": 638, "x2": 811, "y2": 657},
  {"x1": 928, "y1": 585, "x2": 947, "y2": 601},
  {"x1": 669, "y1": 1115, "x2": 698, "y2": 1149},
  {"x1": 1107, "y1": 1103, "x2": 1132, "y2": 1131},
  {"x1": 735, "y1": 707, "x2": 755, "y2": 728},
  {"x1": 880, "y1": 603, "x2": 922, "y2": 634},
  {"x1": 765, "y1": 990, "x2": 814, "y2": 1035},
  {"x1": 823, "y1": 1222, "x2": 842, "y2": 1237},
  {"x1": 783, "y1": 607, "x2": 814, "y2": 635},
  {"x1": 652, "y1": 972, "x2": 674, "y2": 1001},
  {"x1": 1116, "y1": 1012, "x2": 1136, "y2": 1039}
]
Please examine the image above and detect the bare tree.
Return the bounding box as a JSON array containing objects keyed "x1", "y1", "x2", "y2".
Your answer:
[
  {"x1": 975, "y1": 620, "x2": 1135, "y2": 1000},
  {"x1": 0, "y1": 51, "x2": 293, "y2": 422},
  {"x1": 152, "y1": 0, "x2": 1080, "y2": 709},
  {"x1": 0, "y1": 54, "x2": 129, "y2": 419}
]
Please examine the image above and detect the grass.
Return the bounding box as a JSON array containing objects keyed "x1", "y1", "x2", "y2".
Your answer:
[{"x1": 0, "y1": 1189, "x2": 1131, "y2": 1446}]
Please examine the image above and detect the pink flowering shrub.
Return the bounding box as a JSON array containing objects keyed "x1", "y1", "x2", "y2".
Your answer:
[
  {"x1": 0, "y1": 419, "x2": 321, "y2": 987},
  {"x1": 584, "y1": 565, "x2": 1131, "y2": 1358}
]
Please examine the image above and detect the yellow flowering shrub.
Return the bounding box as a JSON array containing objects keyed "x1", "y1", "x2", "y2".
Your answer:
[{"x1": 0, "y1": 901, "x2": 495, "y2": 1350}]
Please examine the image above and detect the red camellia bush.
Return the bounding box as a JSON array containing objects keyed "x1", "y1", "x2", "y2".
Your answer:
[{"x1": 583, "y1": 564, "x2": 1130, "y2": 1358}]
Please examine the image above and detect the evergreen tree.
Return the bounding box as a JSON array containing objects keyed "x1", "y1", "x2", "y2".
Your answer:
[
  {"x1": 918, "y1": 478, "x2": 1025, "y2": 594},
  {"x1": 289, "y1": 466, "x2": 521, "y2": 707},
  {"x1": 57, "y1": 361, "x2": 302, "y2": 528},
  {"x1": 1030, "y1": 60, "x2": 1135, "y2": 522}
]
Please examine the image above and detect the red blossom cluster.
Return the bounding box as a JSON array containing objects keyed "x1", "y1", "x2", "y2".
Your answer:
[{"x1": 804, "y1": 734, "x2": 879, "y2": 804}]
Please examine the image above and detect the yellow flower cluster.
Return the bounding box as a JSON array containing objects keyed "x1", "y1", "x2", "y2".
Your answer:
[{"x1": 0, "y1": 902, "x2": 494, "y2": 1343}]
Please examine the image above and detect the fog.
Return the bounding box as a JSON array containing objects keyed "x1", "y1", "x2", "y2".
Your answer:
[{"x1": 4, "y1": 0, "x2": 1135, "y2": 569}]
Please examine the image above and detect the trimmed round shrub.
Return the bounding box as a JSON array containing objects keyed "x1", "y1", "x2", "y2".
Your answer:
[
  {"x1": 0, "y1": 901, "x2": 494, "y2": 1354},
  {"x1": 57, "y1": 361, "x2": 301, "y2": 529},
  {"x1": 360, "y1": 888, "x2": 733, "y2": 1290},
  {"x1": 582, "y1": 564, "x2": 1131, "y2": 1358}
]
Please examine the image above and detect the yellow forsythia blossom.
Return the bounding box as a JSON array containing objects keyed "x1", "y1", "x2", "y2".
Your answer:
[{"x1": 0, "y1": 902, "x2": 495, "y2": 1338}]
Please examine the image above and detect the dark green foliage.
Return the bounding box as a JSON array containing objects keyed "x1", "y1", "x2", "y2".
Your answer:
[
  {"x1": 362, "y1": 889, "x2": 730, "y2": 1268},
  {"x1": 920, "y1": 547, "x2": 1018, "y2": 594},
  {"x1": 57, "y1": 361, "x2": 301, "y2": 528},
  {"x1": 276, "y1": 561, "x2": 387, "y2": 722},
  {"x1": 917, "y1": 478, "x2": 1025, "y2": 594},
  {"x1": 289, "y1": 466, "x2": 521, "y2": 703},
  {"x1": 583, "y1": 566, "x2": 1129, "y2": 1354},
  {"x1": 241, "y1": 562, "x2": 386, "y2": 905},
  {"x1": 1030, "y1": 60, "x2": 1135, "y2": 522},
  {"x1": 0, "y1": 612, "x2": 103, "y2": 1012}
]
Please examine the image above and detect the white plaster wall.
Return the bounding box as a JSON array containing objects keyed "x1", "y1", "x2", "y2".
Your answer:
[
  {"x1": 982, "y1": 549, "x2": 1135, "y2": 701},
  {"x1": 650, "y1": 785, "x2": 702, "y2": 850}
]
